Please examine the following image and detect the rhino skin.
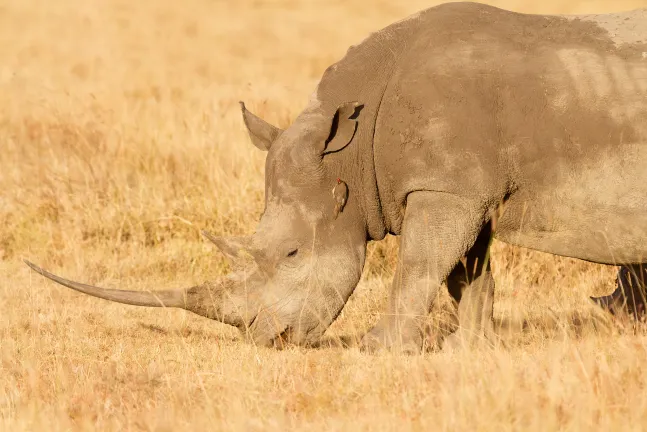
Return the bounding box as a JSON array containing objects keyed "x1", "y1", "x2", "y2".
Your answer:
[{"x1": 25, "y1": 3, "x2": 647, "y2": 353}]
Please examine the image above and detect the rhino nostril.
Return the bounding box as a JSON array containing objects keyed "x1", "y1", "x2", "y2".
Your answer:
[{"x1": 286, "y1": 249, "x2": 298, "y2": 258}]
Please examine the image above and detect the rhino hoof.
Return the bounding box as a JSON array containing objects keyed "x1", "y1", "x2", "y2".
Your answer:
[{"x1": 359, "y1": 327, "x2": 423, "y2": 355}]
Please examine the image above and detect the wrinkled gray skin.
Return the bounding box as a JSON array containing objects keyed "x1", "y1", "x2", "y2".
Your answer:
[{"x1": 26, "y1": 3, "x2": 647, "y2": 353}]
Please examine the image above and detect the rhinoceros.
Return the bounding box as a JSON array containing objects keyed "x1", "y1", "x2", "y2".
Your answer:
[{"x1": 25, "y1": 2, "x2": 647, "y2": 353}]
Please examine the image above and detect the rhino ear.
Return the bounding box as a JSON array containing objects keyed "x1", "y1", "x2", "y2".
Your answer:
[
  {"x1": 239, "y1": 101, "x2": 284, "y2": 151},
  {"x1": 322, "y1": 102, "x2": 363, "y2": 155}
]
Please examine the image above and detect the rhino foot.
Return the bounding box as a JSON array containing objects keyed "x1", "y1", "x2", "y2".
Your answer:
[
  {"x1": 359, "y1": 317, "x2": 424, "y2": 355},
  {"x1": 591, "y1": 265, "x2": 647, "y2": 321},
  {"x1": 441, "y1": 328, "x2": 504, "y2": 353}
]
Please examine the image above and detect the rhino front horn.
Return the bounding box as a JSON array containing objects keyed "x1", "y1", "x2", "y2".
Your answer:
[
  {"x1": 24, "y1": 259, "x2": 187, "y2": 308},
  {"x1": 23, "y1": 259, "x2": 251, "y2": 329}
]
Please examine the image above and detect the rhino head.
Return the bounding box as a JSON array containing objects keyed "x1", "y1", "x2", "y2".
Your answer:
[{"x1": 26, "y1": 99, "x2": 378, "y2": 347}]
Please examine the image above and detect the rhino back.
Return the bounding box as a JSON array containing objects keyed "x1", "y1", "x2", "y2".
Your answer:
[{"x1": 369, "y1": 3, "x2": 647, "y2": 263}]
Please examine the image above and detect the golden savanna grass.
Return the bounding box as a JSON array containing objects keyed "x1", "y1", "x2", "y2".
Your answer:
[{"x1": 3, "y1": 0, "x2": 647, "y2": 429}]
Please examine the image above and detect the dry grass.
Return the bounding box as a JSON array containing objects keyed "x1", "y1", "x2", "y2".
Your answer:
[{"x1": 2, "y1": 0, "x2": 647, "y2": 430}]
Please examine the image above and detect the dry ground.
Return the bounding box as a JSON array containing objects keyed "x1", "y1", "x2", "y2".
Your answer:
[{"x1": 2, "y1": 0, "x2": 647, "y2": 430}]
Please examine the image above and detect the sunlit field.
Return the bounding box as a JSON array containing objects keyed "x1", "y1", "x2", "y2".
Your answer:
[{"x1": 2, "y1": 0, "x2": 647, "y2": 429}]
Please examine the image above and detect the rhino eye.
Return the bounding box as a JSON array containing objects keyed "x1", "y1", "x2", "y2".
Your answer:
[{"x1": 286, "y1": 249, "x2": 298, "y2": 258}]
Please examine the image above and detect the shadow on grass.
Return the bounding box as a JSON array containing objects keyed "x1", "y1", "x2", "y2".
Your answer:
[
  {"x1": 314, "y1": 307, "x2": 626, "y2": 352},
  {"x1": 136, "y1": 321, "x2": 240, "y2": 342},
  {"x1": 133, "y1": 306, "x2": 639, "y2": 352}
]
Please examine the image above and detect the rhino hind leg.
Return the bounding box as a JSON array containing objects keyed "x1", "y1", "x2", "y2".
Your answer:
[
  {"x1": 592, "y1": 264, "x2": 647, "y2": 320},
  {"x1": 442, "y1": 223, "x2": 499, "y2": 351}
]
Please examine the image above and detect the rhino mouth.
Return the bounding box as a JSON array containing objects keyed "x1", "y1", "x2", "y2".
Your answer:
[
  {"x1": 269, "y1": 326, "x2": 293, "y2": 349},
  {"x1": 255, "y1": 318, "x2": 324, "y2": 348}
]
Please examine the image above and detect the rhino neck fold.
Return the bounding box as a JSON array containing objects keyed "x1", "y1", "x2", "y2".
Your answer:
[{"x1": 311, "y1": 15, "x2": 418, "y2": 241}]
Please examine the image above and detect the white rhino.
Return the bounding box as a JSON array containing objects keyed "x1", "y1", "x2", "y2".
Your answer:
[{"x1": 26, "y1": 3, "x2": 647, "y2": 353}]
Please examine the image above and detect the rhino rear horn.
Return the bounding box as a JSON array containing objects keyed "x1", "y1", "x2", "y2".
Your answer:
[{"x1": 201, "y1": 231, "x2": 255, "y2": 263}]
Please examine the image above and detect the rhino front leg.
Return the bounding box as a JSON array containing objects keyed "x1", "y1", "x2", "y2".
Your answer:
[
  {"x1": 360, "y1": 191, "x2": 487, "y2": 354},
  {"x1": 442, "y1": 223, "x2": 497, "y2": 351}
]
